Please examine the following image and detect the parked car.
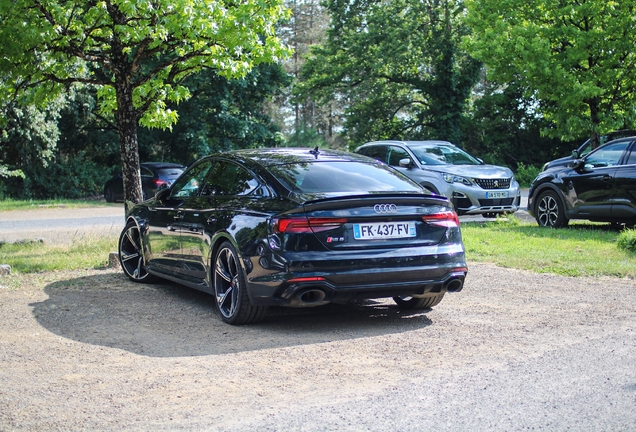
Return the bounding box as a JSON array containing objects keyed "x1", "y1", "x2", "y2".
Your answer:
[
  {"x1": 104, "y1": 162, "x2": 185, "y2": 202},
  {"x1": 542, "y1": 130, "x2": 636, "y2": 171},
  {"x1": 528, "y1": 137, "x2": 636, "y2": 228},
  {"x1": 355, "y1": 140, "x2": 521, "y2": 217},
  {"x1": 118, "y1": 148, "x2": 467, "y2": 324}
]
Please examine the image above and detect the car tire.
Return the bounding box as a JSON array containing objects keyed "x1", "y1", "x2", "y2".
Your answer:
[
  {"x1": 214, "y1": 241, "x2": 267, "y2": 325},
  {"x1": 393, "y1": 293, "x2": 445, "y2": 309},
  {"x1": 104, "y1": 186, "x2": 115, "y2": 203},
  {"x1": 536, "y1": 190, "x2": 569, "y2": 228},
  {"x1": 118, "y1": 221, "x2": 157, "y2": 283}
]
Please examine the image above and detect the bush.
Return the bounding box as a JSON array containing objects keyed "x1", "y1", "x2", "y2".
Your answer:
[
  {"x1": 514, "y1": 163, "x2": 542, "y2": 188},
  {"x1": 617, "y1": 228, "x2": 636, "y2": 254}
]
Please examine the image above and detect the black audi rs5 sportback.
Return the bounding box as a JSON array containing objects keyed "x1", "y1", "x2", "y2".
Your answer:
[{"x1": 118, "y1": 148, "x2": 467, "y2": 324}]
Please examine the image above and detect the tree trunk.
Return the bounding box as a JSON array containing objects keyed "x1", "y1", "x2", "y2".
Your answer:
[{"x1": 114, "y1": 82, "x2": 143, "y2": 210}]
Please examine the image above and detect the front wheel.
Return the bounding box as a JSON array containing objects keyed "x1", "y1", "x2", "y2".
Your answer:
[
  {"x1": 214, "y1": 241, "x2": 267, "y2": 325},
  {"x1": 536, "y1": 190, "x2": 569, "y2": 228},
  {"x1": 393, "y1": 293, "x2": 445, "y2": 309},
  {"x1": 118, "y1": 221, "x2": 156, "y2": 283}
]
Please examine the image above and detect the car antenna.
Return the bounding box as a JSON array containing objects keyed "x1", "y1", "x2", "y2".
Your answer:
[{"x1": 309, "y1": 146, "x2": 320, "y2": 158}]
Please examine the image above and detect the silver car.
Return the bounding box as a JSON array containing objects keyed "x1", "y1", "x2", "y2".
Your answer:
[{"x1": 355, "y1": 140, "x2": 521, "y2": 217}]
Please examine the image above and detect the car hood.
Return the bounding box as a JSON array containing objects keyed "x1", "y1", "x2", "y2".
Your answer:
[{"x1": 422, "y1": 164, "x2": 514, "y2": 178}]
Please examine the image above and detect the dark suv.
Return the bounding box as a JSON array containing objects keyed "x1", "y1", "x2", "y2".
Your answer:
[
  {"x1": 528, "y1": 137, "x2": 636, "y2": 227},
  {"x1": 104, "y1": 162, "x2": 185, "y2": 202},
  {"x1": 542, "y1": 130, "x2": 636, "y2": 171}
]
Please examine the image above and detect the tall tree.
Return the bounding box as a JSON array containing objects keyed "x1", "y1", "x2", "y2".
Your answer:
[
  {"x1": 298, "y1": 0, "x2": 481, "y2": 146},
  {"x1": 464, "y1": 0, "x2": 636, "y2": 148},
  {"x1": 0, "y1": 0, "x2": 289, "y2": 204}
]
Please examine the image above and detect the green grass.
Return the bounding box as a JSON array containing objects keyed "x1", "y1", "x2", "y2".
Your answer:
[
  {"x1": 0, "y1": 198, "x2": 119, "y2": 212},
  {"x1": 461, "y1": 218, "x2": 636, "y2": 278},
  {"x1": 0, "y1": 235, "x2": 119, "y2": 273}
]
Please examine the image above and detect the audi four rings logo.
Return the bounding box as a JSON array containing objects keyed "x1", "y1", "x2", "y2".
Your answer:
[{"x1": 374, "y1": 204, "x2": 398, "y2": 213}]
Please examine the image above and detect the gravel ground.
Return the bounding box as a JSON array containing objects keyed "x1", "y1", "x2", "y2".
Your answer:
[{"x1": 1, "y1": 262, "x2": 635, "y2": 431}]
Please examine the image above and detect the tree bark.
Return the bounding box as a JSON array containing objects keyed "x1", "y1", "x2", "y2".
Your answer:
[{"x1": 114, "y1": 82, "x2": 143, "y2": 209}]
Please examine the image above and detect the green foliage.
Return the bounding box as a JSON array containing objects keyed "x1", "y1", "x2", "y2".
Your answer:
[
  {"x1": 0, "y1": 0, "x2": 291, "y2": 204},
  {"x1": 617, "y1": 229, "x2": 636, "y2": 254},
  {"x1": 139, "y1": 63, "x2": 291, "y2": 163},
  {"x1": 298, "y1": 0, "x2": 481, "y2": 146},
  {"x1": 462, "y1": 219, "x2": 636, "y2": 278},
  {"x1": 513, "y1": 163, "x2": 541, "y2": 188},
  {"x1": 464, "y1": 0, "x2": 636, "y2": 141}
]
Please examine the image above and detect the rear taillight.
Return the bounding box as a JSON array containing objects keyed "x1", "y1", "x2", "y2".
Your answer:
[
  {"x1": 153, "y1": 179, "x2": 168, "y2": 187},
  {"x1": 422, "y1": 211, "x2": 459, "y2": 228},
  {"x1": 272, "y1": 217, "x2": 348, "y2": 233}
]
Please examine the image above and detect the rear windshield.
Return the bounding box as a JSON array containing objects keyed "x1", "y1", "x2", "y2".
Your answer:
[
  {"x1": 267, "y1": 161, "x2": 423, "y2": 193},
  {"x1": 156, "y1": 168, "x2": 184, "y2": 179}
]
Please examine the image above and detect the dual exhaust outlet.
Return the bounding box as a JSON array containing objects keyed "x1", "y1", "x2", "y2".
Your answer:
[{"x1": 290, "y1": 272, "x2": 465, "y2": 307}]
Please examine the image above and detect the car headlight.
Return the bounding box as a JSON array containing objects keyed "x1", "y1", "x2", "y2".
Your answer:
[{"x1": 442, "y1": 173, "x2": 473, "y2": 185}]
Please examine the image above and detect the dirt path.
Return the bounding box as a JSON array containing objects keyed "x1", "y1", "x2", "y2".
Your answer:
[{"x1": 1, "y1": 263, "x2": 635, "y2": 431}]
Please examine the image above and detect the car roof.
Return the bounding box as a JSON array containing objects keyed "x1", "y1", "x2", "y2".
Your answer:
[
  {"x1": 359, "y1": 140, "x2": 457, "y2": 148},
  {"x1": 203, "y1": 147, "x2": 375, "y2": 168},
  {"x1": 141, "y1": 162, "x2": 185, "y2": 169}
]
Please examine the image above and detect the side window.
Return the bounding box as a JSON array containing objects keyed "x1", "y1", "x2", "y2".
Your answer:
[
  {"x1": 202, "y1": 161, "x2": 260, "y2": 196},
  {"x1": 360, "y1": 146, "x2": 388, "y2": 163},
  {"x1": 387, "y1": 146, "x2": 410, "y2": 167},
  {"x1": 584, "y1": 141, "x2": 630, "y2": 169},
  {"x1": 140, "y1": 167, "x2": 153, "y2": 177},
  {"x1": 628, "y1": 149, "x2": 636, "y2": 165},
  {"x1": 171, "y1": 161, "x2": 214, "y2": 198}
]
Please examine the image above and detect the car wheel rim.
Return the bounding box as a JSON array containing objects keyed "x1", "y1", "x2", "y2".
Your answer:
[
  {"x1": 538, "y1": 195, "x2": 559, "y2": 227},
  {"x1": 119, "y1": 225, "x2": 149, "y2": 280},
  {"x1": 215, "y1": 247, "x2": 239, "y2": 319}
]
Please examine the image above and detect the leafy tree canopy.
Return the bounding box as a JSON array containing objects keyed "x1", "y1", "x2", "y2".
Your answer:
[
  {"x1": 0, "y1": 0, "x2": 290, "y2": 203},
  {"x1": 464, "y1": 0, "x2": 636, "y2": 145},
  {"x1": 298, "y1": 0, "x2": 481, "y2": 146}
]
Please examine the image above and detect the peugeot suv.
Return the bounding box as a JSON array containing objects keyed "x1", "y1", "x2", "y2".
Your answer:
[{"x1": 355, "y1": 140, "x2": 521, "y2": 217}]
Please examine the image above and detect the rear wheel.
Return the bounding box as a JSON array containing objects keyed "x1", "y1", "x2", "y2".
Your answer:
[
  {"x1": 214, "y1": 241, "x2": 267, "y2": 325},
  {"x1": 536, "y1": 190, "x2": 569, "y2": 228},
  {"x1": 119, "y1": 221, "x2": 156, "y2": 283},
  {"x1": 393, "y1": 293, "x2": 445, "y2": 309},
  {"x1": 104, "y1": 186, "x2": 115, "y2": 203}
]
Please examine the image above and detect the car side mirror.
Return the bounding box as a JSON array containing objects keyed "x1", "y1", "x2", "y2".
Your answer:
[
  {"x1": 571, "y1": 149, "x2": 579, "y2": 159},
  {"x1": 399, "y1": 158, "x2": 412, "y2": 168},
  {"x1": 572, "y1": 158, "x2": 586, "y2": 171},
  {"x1": 155, "y1": 187, "x2": 170, "y2": 201}
]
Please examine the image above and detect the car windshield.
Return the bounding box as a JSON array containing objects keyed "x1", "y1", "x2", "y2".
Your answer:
[
  {"x1": 409, "y1": 144, "x2": 481, "y2": 166},
  {"x1": 267, "y1": 161, "x2": 423, "y2": 193}
]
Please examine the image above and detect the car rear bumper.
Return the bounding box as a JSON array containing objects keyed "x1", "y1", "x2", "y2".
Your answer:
[{"x1": 245, "y1": 245, "x2": 467, "y2": 307}]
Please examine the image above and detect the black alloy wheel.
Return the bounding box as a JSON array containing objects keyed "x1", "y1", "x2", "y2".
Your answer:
[
  {"x1": 119, "y1": 221, "x2": 156, "y2": 283},
  {"x1": 393, "y1": 293, "x2": 445, "y2": 309},
  {"x1": 536, "y1": 190, "x2": 569, "y2": 228},
  {"x1": 214, "y1": 241, "x2": 267, "y2": 325}
]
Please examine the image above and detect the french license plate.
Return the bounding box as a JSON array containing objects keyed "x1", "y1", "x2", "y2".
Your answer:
[
  {"x1": 487, "y1": 191, "x2": 508, "y2": 199},
  {"x1": 353, "y1": 222, "x2": 416, "y2": 240}
]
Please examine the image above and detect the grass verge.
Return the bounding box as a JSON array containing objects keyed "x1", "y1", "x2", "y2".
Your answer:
[
  {"x1": 462, "y1": 217, "x2": 636, "y2": 278},
  {"x1": 0, "y1": 234, "x2": 119, "y2": 273},
  {"x1": 0, "y1": 198, "x2": 118, "y2": 212}
]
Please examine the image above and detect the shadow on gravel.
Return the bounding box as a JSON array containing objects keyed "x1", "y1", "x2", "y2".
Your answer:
[{"x1": 30, "y1": 272, "x2": 434, "y2": 358}]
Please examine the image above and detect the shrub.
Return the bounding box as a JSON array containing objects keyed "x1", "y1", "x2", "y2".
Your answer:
[
  {"x1": 514, "y1": 163, "x2": 542, "y2": 188},
  {"x1": 617, "y1": 228, "x2": 636, "y2": 254}
]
